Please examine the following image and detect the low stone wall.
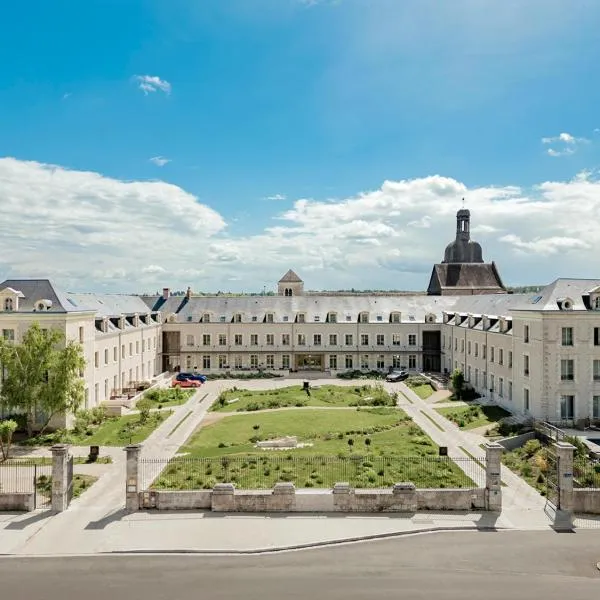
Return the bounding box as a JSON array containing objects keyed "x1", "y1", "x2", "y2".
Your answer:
[
  {"x1": 574, "y1": 489, "x2": 600, "y2": 514},
  {"x1": 0, "y1": 493, "x2": 35, "y2": 511},
  {"x1": 496, "y1": 431, "x2": 535, "y2": 451},
  {"x1": 142, "y1": 483, "x2": 490, "y2": 512}
]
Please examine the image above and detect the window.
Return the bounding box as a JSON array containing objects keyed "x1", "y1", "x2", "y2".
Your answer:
[
  {"x1": 329, "y1": 355, "x2": 337, "y2": 370},
  {"x1": 595, "y1": 327, "x2": 600, "y2": 346},
  {"x1": 186, "y1": 355, "x2": 192, "y2": 369},
  {"x1": 79, "y1": 326, "x2": 84, "y2": 343},
  {"x1": 297, "y1": 334, "x2": 306, "y2": 346},
  {"x1": 361, "y1": 355, "x2": 369, "y2": 370},
  {"x1": 113, "y1": 346, "x2": 117, "y2": 362},
  {"x1": 282, "y1": 334, "x2": 290, "y2": 346},
  {"x1": 203, "y1": 313, "x2": 210, "y2": 323},
  {"x1": 360, "y1": 334, "x2": 369, "y2": 346},
  {"x1": 2, "y1": 329, "x2": 14, "y2": 341},
  {"x1": 234, "y1": 313, "x2": 242, "y2": 323},
  {"x1": 359, "y1": 312, "x2": 369, "y2": 323},
  {"x1": 392, "y1": 334, "x2": 401, "y2": 346},
  {"x1": 297, "y1": 313, "x2": 305, "y2": 323},
  {"x1": 509, "y1": 351, "x2": 513, "y2": 368},
  {"x1": 129, "y1": 342, "x2": 133, "y2": 356},
  {"x1": 266, "y1": 334, "x2": 274, "y2": 346},
  {"x1": 136, "y1": 341, "x2": 140, "y2": 354},
  {"x1": 391, "y1": 313, "x2": 401, "y2": 323},
  {"x1": 283, "y1": 316, "x2": 289, "y2": 322},
  {"x1": 461, "y1": 339, "x2": 465, "y2": 353},
  {"x1": 560, "y1": 359, "x2": 574, "y2": 381},
  {"x1": 454, "y1": 338, "x2": 458, "y2": 351},
  {"x1": 186, "y1": 334, "x2": 194, "y2": 346},
  {"x1": 377, "y1": 355, "x2": 385, "y2": 369},
  {"x1": 94, "y1": 352, "x2": 99, "y2": 368},
  {"x1": 328, "y1": 312, "x2": 337, "y2": 323},
  {"x1": 203, "y1": 334, "x2": 211, "y2": 346},
  {"x1": 313, "y1": 334, "x2": 322, "y2": 346},
  {"x1": 94, "y1": 383, "x2": 99, "y2": 404},
  {"x1": 121, "y1": 345, "x2": 125, "y2": 359},
  {"x1": 524, "y1": 388, "x2": 530, "y2": 412},
  {"x1": 468, "y1": 341, "x2": 471, "y2": 355},
  {"x1": 499, "y1": 349, "x2": 503, "y2": 366},
  {"x1": 482, "y1": 344, "x2": 487, "y2": 359},
  {"x1": 524, "y1": 325, "x2": 529, "y2": 343},
  {"x1": 265, "y1": 313, "x2": 274, "y2": 323},
  {"x1": 203, "y1": 355, "x2": 211, "y2": 369},
  {"x1": 250, "y1": 355, "x2": 258, "y2": 369},
  {"x1": 442, "y1": 335, "x2": 446, "y2": 348},
  {"x1": 104, "y1": 379, "x2": 108, "y2": 400},
  {"x1": 408, "y1": 355, "x2": 417, "y2": 369},
  {"x1": 376, "y1": 334, "x2": 385, "y2": 346},
  {"x1": 593, "y1": 396, "x2": 600, "y2": 419},
  {"x1": 474, "y1": 343, "x2": 479, "y2": 358},
  {"x1": 329, "y1": 334, "x2": 337, "y2": 346},
  {"x1": 250, "y1": 334, "x2": 258, "y2": 346},
  {"x1": 266, "y1": 354, "x2": 274, "y2": 369},
  {"x1": 376, "y1": 315, "x2": 383, "y2": 322},
  {"x1": 490, "y1": 374, "x2": 495, "y2": 393},
  {"x1": 345, "y1": 355, "x2": 353, "y2": 369},
  {"x1": 252, "y1": 316, "x2": 258, "y2": 322},
  {"x1": 467, "y1": 366, "x2": 471, "y2": 382},
  {"x1": 346, "y1": 315, "x2": 352, "y2": 322},
  {"x1": 508, "y1": 381, "x2": 513, "y2": 401},
  {"x1": 593, "y1": 360, "x2": 600, "y2": 381},
  {"x1": 3, "y1": 297, "x2": 14, "y2": 311},
  {"x1": 482, "y1": 371, "x2": 487, "y2": 389},
  {"x1": 408, "y1": 334, "x2": 417, "y2": 346},
  {"x1": 282, "y1": 355, "x2": 290, "y2": 369},
  {"x1": 524, "y1": 355, "x2": 530, "y2": 376},
  {"x1": 490, "y1": 347, "x2": 494, "y2": 362},
  {"x1": 219, "y1": 334, "x2": 227, "y2": 346},
  {"x1": 474, "y1": 368, "x2": 479, "y2": 387},
  {"x1": 345, "y1": 334, "x2": 353, "y2": 346},
  {"x1": 560, "y1": 395, "x2": 574, "y2": 420},
  {"x1": 561, "y1": 327, "x2": 573, "y2": 346},
  {"x1": 498, "y1": 377, "x2": 504, "y2": 397},
  {"x1": 234, "y1": 334, "x2": 243, "y2": 346},
  {"x1": 393, "y1": 355, "x2": 402, "y2": 368},
  {"x1": 314, "y1": 316, "x2": 320, "y2": 322},
  {"x1": 234, "y1": 355, "x2": 243, "y2": 369}
]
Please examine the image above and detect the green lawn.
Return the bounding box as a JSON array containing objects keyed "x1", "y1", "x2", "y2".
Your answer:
[
  {"x1": 2, "y1": 456, "x2": 112, "y2": 465},
  {"x1": 143, "y1": 387, "x2": 195, "y2": 408},
  {"x1": 153, "y1": 407, "x2": 474, "y2": 489},
  {"x1": 407, "y1": 384, "x2": 435, "y2": 399},
  {"x1": 211, "y1": 384, "x2": 396, "y2": 412},
  {"x1": 435, "y1": 405, "x2": 510, "y2": 430},
  {"x1": 36, "y1": 473, "x2": 98, "y2": 499}
]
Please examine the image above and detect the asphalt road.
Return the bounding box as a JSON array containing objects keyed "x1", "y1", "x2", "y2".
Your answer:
[{"x1": 2, "y1": 531, "x2": 599, "y2": 599}]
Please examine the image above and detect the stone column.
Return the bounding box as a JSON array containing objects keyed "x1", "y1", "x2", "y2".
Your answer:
[
  {"x1": 554, "y1": 441, "x2": 575, "y2": 529},
  {"x1": 484, "y1": 442, "x2": 503, "y2": 511},
  {"x1": 51, "y1": 444, "x2": 70, "y2": 513},
  {"x1": 125, "y1": 444, "x2": 142, "y2": 512}
]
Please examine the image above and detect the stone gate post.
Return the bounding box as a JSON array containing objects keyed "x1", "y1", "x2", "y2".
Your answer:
[
  {"x1": 51, "y1": 444, "x2": 70, "y2": 513},
  {"x1": 554, "y1": 441, "x2": 575, "y2": 529},
  {"x1": 125, "y1": 444, "x2": 142, "y2": 511},
  {"x1": 484, "y1": 442, "x2": 503, "y2": 511}
]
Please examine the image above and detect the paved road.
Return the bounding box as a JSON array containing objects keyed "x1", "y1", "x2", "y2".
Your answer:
[{"x1": 2, "y1": 532, "x2": 599, "y2": 599}]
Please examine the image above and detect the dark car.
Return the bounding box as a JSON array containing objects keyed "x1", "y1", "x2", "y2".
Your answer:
[
  {"x1": 176, "y1": 372, "x2": 207, "y2": 383},
  {"x1": 386, "y1": 370, "x2": 409, "y2": 382}
]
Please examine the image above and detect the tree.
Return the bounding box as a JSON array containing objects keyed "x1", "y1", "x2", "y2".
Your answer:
[
  {"x1": 0, "y1": 419, "x2": 18, "y2": 460},
  {"x1": 0, "y1": 323, "x2": 86, "y2": 437},
  {"x1": 450, "y1": 368, "x2": 465, "y2": 400}
]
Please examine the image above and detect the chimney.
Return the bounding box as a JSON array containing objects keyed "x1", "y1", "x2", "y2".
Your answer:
[
  {"x1": 186, "y1": 286, "x2": 192, "y2": 300},
  {"x1": 162, "y1": 287, "x2": 170, "y2": 300}
]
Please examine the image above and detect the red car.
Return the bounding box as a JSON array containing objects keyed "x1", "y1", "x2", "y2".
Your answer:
[{"x1": 172, "y1": 378, "x2": 202, "y2": 388}]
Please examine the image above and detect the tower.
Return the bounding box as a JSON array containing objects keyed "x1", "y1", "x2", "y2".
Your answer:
[{"x1": 277, "y1": 270, "x2": 304, "y2": 296}]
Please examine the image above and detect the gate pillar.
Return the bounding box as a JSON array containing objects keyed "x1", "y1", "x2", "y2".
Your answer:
[
  {"x1": 554, "y1": 441, "x2": 575, "y2": 529},
  {"x1": 51, "y1": 444, "x2": 70, "y2": 513}
]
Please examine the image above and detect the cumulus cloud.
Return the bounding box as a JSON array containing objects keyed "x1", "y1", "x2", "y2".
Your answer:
[
  {"x1": 134, "y1": 75, "x2": 171, "y2": 95},
  {"x1": 3, "y1": 158, "x2": 600, "y2": 292},
  {"x1": 149, "y1": 156, "x2": 171, "y2": 167},
  {"x1": 542, "y1": 131, "x2": 588, "y2": 157}
]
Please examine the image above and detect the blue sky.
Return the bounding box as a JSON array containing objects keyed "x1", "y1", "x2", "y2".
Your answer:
[{"x1": 1, "y1": 0, "x2": 600, "y2": 293}]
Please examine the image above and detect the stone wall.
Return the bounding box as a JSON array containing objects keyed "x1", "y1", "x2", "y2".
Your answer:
[
  {"x1": 496, "y1": 431, "x2": 535, "y2": 451},
  {"x1": 573, "y1": 489, "x2": 600, "y2": 514},
  {"x1": 0, "y1": 493, "x2": 34, "y2": 511}
]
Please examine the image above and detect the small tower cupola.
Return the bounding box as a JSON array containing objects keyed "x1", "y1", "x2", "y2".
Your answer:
[{"x1": 277, "y1": 269, "x2": 304, "y2": 296}]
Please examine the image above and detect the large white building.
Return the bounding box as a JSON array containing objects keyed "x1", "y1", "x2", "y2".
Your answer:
[{"x1": 1, "y1": 210, "x2": 600, "y2": 426}]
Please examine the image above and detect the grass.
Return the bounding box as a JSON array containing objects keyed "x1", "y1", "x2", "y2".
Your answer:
[
  {"x1": 2, "y1": 456, "x2": 112, "y2": 465},
  {"x1": 435, "y1": 405, "x2": 510, "y2": 430},
  {"x1": 35, "y1": 473, "x2": 98, "y2": 499},
  {"x1": 211, "y1": 384, "x2": 397, "y2": 412},
  {"x1": 142, "y1": 387, "x2": 195, "y2": 408},
  {"x1": 404, "y1": 376, "x2": 435, "y2": 400}
]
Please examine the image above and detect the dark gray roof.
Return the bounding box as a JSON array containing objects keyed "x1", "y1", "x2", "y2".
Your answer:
[
  {"x1": 278, "y1": 269, "x2": 303, "y2": 283},
  {"x1": 0, "y1": 279, "x2": 94, "y2": 313},
  {"x1": 67, "y1": 293, "x2": 156, "y2": 318},
  {"x1": 447, "y1": 293, "x2": 529, "y2": 317},
  {"x1": 427, "y1": 263, "x2": 505, "y2": 295},
  {"x1": 510, "y1": 278, "x2": 600, "y2": 312}
]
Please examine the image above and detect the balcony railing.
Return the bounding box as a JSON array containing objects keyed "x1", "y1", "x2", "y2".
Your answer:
[{"x1": 179, "y1": 344, "x2": 431, "y2": 352}]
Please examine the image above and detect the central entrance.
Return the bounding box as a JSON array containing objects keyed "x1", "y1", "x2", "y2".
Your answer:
[{"x1": 295, "y1": 354, "x2": 324, "y2": 371}]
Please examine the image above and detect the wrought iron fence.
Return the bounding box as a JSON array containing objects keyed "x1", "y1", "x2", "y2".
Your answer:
[
  {"x1": 0, "y1": 460, "x2": 53, "y2": 508},
  {"x1": 573, "y1": 460, "x2": 600, "y2": 489},
  {"x1": 140, "y1": 455, "x2": 484, "y2": 491}
]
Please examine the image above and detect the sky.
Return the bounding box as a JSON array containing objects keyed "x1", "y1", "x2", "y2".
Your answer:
[{"x1": 1, "y1": 0, "x2": 600, "y2": 294}]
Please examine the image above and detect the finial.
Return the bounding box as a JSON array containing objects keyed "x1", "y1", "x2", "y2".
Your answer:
[{"x1": 462, "y1": 197, "x2": 465, "y2": 209}]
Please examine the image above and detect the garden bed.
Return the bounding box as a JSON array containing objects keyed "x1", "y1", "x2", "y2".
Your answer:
[{"x1": 435, "y1": 404, "x2": 510, "y2": 430}]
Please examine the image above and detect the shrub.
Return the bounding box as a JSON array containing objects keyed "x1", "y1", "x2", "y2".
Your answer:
[
  {"x1": 347, "y1": 438, "x2": 354, "y2": 447},
  {"x1": 136, "y1": 398, "x2": 153, "y2": 423},
  {"x1": 253, "y1": 424, "x2": 260, "y2": 430},
  {"x1": 0, "y1": 419, "x2": 18, "y2": 460},
  {"x1": 523, "y1": 439, "x2": 542, "y2": 457},
  {"x1": 246, "y1": 402, "x2": 260, "y2": 411}
]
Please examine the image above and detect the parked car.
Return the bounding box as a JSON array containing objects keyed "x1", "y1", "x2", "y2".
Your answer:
[
  {"x1": 386, "y1": 370, "x2": 409, "y2": 382},
  {"x1": 172, "y1": 378, "x2": 202, "y2": 388},
  {"x1": 176, "y1": 372, "x2": 207, "y2": 383}
]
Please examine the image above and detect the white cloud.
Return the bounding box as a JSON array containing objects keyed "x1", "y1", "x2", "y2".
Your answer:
[
  {"x1": 134, "y1": 75, "x2": 172, "y2": 95},
  {"x1": 149, "y1": 156, "x2": 171, "y2": 167},
  {"x1": 264, "y1": 193, "x2": 287, "y2": 201},
  {"x1": 62, "y1": 93, "x2": 71, "y2": 100},
  {"x1": 4, "y1": 158, "x2": 600, "y2": 291},
  {"x1": 542, "y1": 131, "x2": 588, "y2": 157}
]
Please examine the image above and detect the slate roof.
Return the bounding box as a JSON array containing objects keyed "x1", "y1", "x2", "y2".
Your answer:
[
  {"x1": 510, "y1": 278, "x2": 600, "y2": 312},
  {"x1": 67, "y1": 293, "x2": 157, "y2": 318},
  {"x1": 427, "y1": 262, "x2": 505, "y2": 295},
  {"x1": 0, "y1": 279, "x2": 94, "y2": 313},
  {"x1": 446, "y1": 293, "x2": 529, "y2": 318},
  {"x1": 278, "y1": 269, "x2": 303, "y2": 283}
]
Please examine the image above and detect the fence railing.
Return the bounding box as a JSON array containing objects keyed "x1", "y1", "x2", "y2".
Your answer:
[
  {"x1": 573, "y1": 460, "x2": 600, "y2": 489},
  {"x1": 0, "y1": 461, "x2": 52, "y2": 494},
  {"x1": 140, "y1": 455, "x2": 484, "y2": 491}
]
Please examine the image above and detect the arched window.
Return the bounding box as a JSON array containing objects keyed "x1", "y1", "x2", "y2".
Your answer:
[
  {"x1": 595, "y1": 297, "x2": 600, "y2": 310},
  {"x1": 4, "y1": 298, "x2": 14, "y2": 312},
  {"x1": 285, "y1": 288, "x2": 293, "y2": 297}
]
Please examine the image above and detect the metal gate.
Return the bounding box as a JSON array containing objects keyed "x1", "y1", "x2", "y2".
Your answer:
[
  {"x1": 545, "y1": 448, "x2": 560, "y2": 511},
  {"x1": 66, "y1": 454, "x2": 74, "y2": 505}
]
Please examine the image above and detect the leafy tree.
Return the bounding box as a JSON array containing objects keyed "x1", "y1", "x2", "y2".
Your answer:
[
  {"x1": 450, "y1": 368, "x2": 465, "y2": 400},
  {"x1": 0, "y1": 323, "x2": 86, "y2": 437},
  {"x1": 0, "y1": 419, "x2": 18, "y2": 460}
]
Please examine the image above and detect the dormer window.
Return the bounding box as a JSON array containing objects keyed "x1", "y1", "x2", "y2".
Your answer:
[
  {"x1": 297, "y1": 313, "x2": 306, "y2": 324},
  {"x1": 359, "y1": 312, "x2": 369, "y2": 324},
  {"x1": 390, "y1": 312, "x2": 401, "y2": 323},
  {"x1": 202, "y1": 313, "x2": 211, "y2": 323},
  {"x1": 234, "y1": 313, "x2": 242, "y2": 323},
  {"x1": 4, "y1": 298, "x2": 13, "y2": 312},
  {"x1": 265, "y1": 313, "x2": 274, "y2": 323},
  {"x1": 219, "y1": 315, "x2": 226, "y2": 323},
  {"x1": 594, "y1": 297, "x2": 600, "y2": 310},
  {"x1": 376, "y1": 315, "x2": 383, "y2": 322},
  {"x1": 314, "y1": 316, "x2": 320, "y2": 322},
  {"x1": 328, "y1": 312, "x2": 337, "y2": 323}
]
